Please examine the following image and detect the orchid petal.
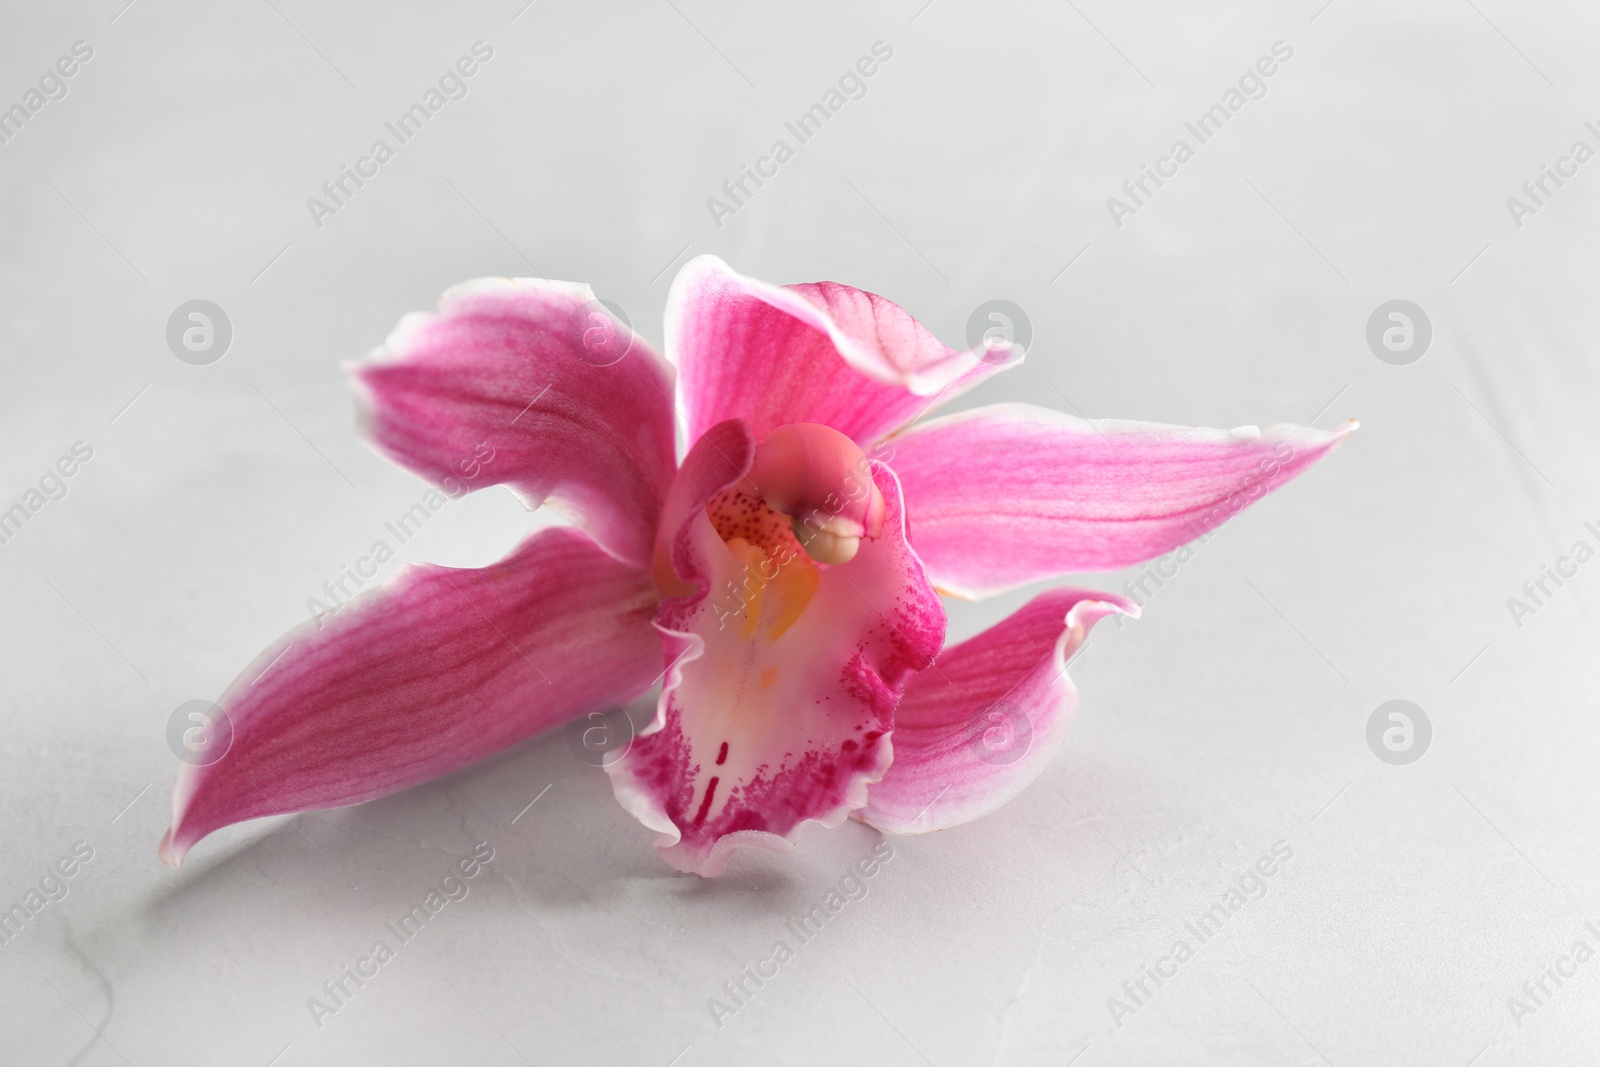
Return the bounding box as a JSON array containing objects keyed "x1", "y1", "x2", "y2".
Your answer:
[
  {"x1": 610, "y1": 421, "x2": 945, "y2": 876},
  {"x1": 861, "y1": 588, "x2": 1136, "y2": 833},
  {"x1": 649, "y1": 416, "x2": 757, "y2": 598},
  {"x1": 890, "y1": 403, "x2": 1357, "y2": 598},
  {"x1": 666, "y1": 255, "x2": 1014, "y2": 450},
  {"x1": 161, "y1": 527, "x2": 660, "y2": 866},
  {"x1": 353, "y1": 277, "x2": 678, "y2": 568}
]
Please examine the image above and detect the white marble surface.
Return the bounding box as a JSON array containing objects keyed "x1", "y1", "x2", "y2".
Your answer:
[{"x1": 4, "y1": 1, "x2": 1600, "y2": 1064}]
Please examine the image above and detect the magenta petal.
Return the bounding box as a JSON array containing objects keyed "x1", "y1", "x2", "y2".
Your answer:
[
  {"x1": 649, "y1": 417, "x2": 756, "y2": 596},
  {"x1": 862, "y1": 588, "x2": 1136, "y2": 833},
  {"x1": 161, "y1": 527, "x2": 660, "y2": 866},
  {"x1": 609, "y1": 423, "x2": 945, "y2": 876},
  {"x1": 354, "y1": 278, "x2": 678, "y2": 568},
  {"x1": 891, "y1": 403, "x2": 1358, "y2": 598},
  {"x1": 666, "y1": 255, "x2": 1013, "y2": 449}
]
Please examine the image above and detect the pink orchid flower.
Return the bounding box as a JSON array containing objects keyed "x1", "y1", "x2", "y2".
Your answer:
[{"x1": 161, "y1": 256, "x2": 1354, "y2": 876}]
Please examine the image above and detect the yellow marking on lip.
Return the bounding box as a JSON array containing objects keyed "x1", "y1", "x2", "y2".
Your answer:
[
  {"x1": 765, "y1": 552, "x2": 818, "y2": 641},
  {"x1": 711, "y1": 493, "x2": 821, "y2": 644},
  {"x1": 724, "y1": 539, "x2": 768, "y2": 642}
]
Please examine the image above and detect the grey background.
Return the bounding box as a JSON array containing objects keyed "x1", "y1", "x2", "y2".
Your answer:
[{"x1": 2, "y1": 0, "x2": 1597, "y2": 1064}]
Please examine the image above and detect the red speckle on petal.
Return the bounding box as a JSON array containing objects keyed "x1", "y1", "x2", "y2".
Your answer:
[
  {"x1": 693, "y1": 776, "x2": 720, "y2": 826},
  {"x1": 705, "y1": 488, "x2": 802, "y2": 557}
]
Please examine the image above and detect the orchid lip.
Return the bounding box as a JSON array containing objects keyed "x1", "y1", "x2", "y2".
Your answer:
[{"x1": 608, "y1": 424, "x2": 946, "y2": 876}]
